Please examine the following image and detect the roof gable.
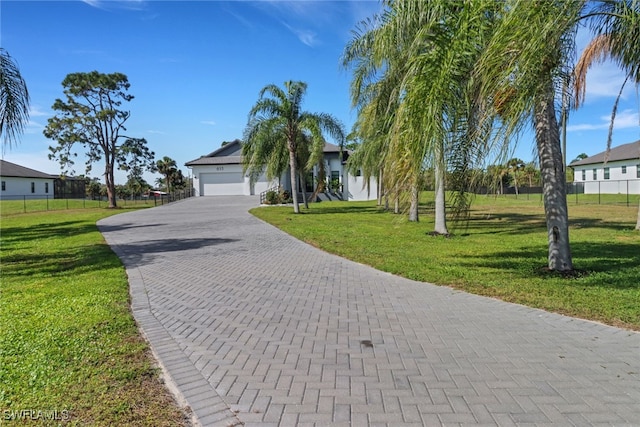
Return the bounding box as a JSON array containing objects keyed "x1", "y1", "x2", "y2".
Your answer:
[
  {"x1": 205, "y1": 139, "x2": 242, "y2": 157},
  {"x1": 570, "y1": 140, "x2": 640, "y2": 166},
  {"x1": 0, "y1": 160, "x2": 55, "y2": 179},
  {"x1": 186, "y1": 140, "x2": 345, "y2": 167}
]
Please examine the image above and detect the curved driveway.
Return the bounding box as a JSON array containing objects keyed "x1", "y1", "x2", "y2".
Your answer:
[{"x1": 98, "y1": 196, "x2": 640, "y2": 427}]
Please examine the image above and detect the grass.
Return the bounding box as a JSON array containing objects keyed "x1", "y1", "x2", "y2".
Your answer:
[
  {"x1": 0, "y1": 208, "x2": 189, "y2": 426},
  {"x1": 250, "y1": 193, "x2": 640, "y2": 331},
  {"x1": 0, "y1": 198, "x2": 156, "y2": 216}
]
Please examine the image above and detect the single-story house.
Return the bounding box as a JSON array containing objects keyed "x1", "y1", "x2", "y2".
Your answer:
[
  {"x1": 185, "y1": 139, "x2": 376, "y2": 201},
  {"x1": 0, "y1": 159, "x2": 56, "y2": 198},
  {"x1": 569, "y1": 140, "x2": 640, "y2": 194}
]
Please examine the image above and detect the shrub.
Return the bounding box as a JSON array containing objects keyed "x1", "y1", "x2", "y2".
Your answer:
[{"x1": 265, "y1": 190, "x2": 280, "y2": 205}]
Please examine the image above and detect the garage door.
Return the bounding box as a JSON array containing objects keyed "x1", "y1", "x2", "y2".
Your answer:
[{"x1": 200, "y1": 172, "x2": 245, "y2": 196}]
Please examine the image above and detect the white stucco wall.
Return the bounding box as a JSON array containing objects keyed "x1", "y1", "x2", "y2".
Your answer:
[
  {"x1": 344, "y1": 174, "x2": 378, "y2": 201},
  {"x1": 0, "y1": 177, "x2": 55, "y2": 198},
  {"x1": 190, "y1": 164, "x2": 276, "y2": 196}
]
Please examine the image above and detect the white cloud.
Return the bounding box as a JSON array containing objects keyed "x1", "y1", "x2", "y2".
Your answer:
[
  {"x1": 25, "y1": 120, "x2": 44, "y2": 134},
  {"x1": 567, "y1": 109, "x2": 639, "y2": 132},
  {"x1": 82, "y1": 0, "x2": 102, "y2": 8},
  {"x1": 278, "y1": 21, "x2": 318, "y2": 47},
  {"x1": 221, "y1": 4, "x2": 255, "y2": 30},
  {"x1": 201, "y1": 120, "x2": 217, "y2": 126},
  {"x1": 81, "y1": 0, "x2": 146, "y2": 12},
  {"x1": 29, "y1": 106, "x2": 49, "y2": 117},
  {"x1": 147, "y1": 130, "x2": 165, "y2": 135},
  {"x1": 581, "y1": 62, "x2": 632, "y2": 101}
]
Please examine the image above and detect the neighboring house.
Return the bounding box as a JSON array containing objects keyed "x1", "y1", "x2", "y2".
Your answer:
[
  {"x1": 569, "y1": 140, "x2": 640, "y2": 194},
  {"x1": 185, "y1": 139, "x2": 376, "y2": 201},
  {"x1": 0, "y1": 160, "x2": 55, "y2": 198}
]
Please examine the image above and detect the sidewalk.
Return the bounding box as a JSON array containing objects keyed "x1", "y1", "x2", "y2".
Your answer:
[{"x1": 98, "y1": 196, "x2": 640, "y2": 426}]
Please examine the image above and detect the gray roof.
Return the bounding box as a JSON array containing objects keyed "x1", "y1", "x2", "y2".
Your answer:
[
  {"x1": 570, "y1": 140, "x2": 640, "y2": 166},
  {"x1": 0, "y1": 160, "x2": 55, "y2": 179},
  {"x1": 185, "y1": 139, "x2": 344, "y2": 167},
  {"x1": 186, "y1": 155, "x2": 243, "y2": 166}
]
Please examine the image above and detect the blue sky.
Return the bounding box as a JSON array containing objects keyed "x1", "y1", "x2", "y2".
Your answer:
[{"x1": 1, "y1": 0, "x2": 639, "y2": 186}]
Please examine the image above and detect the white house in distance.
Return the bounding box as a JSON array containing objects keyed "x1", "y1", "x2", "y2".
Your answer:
[
  {"x1": 0, "y1": 159, "x2": 55, "y2": 198},
  {"x1": 570, "y1": 140, "x2": 640, "y2": 194},
  {"x1": 185, "y1": 139, "x2": 376, "y2": 201}
]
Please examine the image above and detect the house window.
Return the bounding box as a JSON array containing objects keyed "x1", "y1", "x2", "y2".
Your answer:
[
  {"x1": 581, "y1": 170, "x2": 585, "y2": 181},
  {"x1": 637, "y1": 165, "x2": 640, "y2": 178},
  {"x1": 1, "y1": 181, "x2": 5, "y2": 191},
  {"x1": 330, "y1": 170, "x2": 340, "y2": 192},
  {"x1": 31, "y1": 182, "x2": 35, "y2": 193},
  {"x1": 593, "y1": 169, "x2": 597, "y2": 180},
  {"x1": 604, "y1": 167, "x2": 610, "y2": 180},
  {"x1": 305, "y1": 172, "x2": 314, "y2": 192},
  {"x1": 45, "y1": 182, "x2": 49, "y2": 193},
  {"x1": 622, "y1": 165, "x2": 627, "y2": 174}
]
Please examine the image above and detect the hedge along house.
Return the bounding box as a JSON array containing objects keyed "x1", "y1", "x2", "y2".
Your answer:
[
  {"x1": 0, "y1": 159, "x2": 55, "y2": 198},
  {"x1": 569, "y1": 140, "x2": 640, "y2": 194},
  {"x1": 185, "y1": 139, "x2": 377, "y2": 201}
]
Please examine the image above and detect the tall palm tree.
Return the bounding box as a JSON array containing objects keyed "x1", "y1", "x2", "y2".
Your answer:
[
  {"x1": 574, "y1": 0, "x2": 640, "y2": 230},
  {"x1": 242, "y1": 116, "x2": 289, "y2": 190},
  {"x1": 156, "y1": 156, "x2": 177, "y2": 193},
  {"x1": 507, "y1": 158, "x2": 525, "y2": 195},
  {"x1": 523, "y1": 162, "x2": 539, "y2": 188},
  {"x1": 243, "y1": 81, "x2": 345, "y2": 213},
  {"x1": 0, "y1": 48, "x2": 30, "y2": 150},
  {"x1": 476, "y1": 0, "x2": 585, "y2": 271},
  {"x1": 343, "y1": 0, "x2": 501, "y2": 230}
]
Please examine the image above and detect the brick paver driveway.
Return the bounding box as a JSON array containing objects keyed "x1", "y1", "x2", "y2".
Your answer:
[{"x1": 98, "y1": 196, "x2": 640, "y2": 427}]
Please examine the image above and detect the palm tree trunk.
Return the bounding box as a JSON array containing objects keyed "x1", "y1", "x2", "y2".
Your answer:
[
  {"x1": 393, "y1": 184, "x2": 399, "y2": 214},
  {"x1": 635, "y1": 199, "x2": 640, "y2": 231},
  {"x1": 408, "y1": 181, "x2": 419, "y2": 222},
  {"x1": 288, "y1": 145, "x2": 300, "y2": 213},
  {"x1": 299, "y1": 171, "x2": 309, "y2": 209},
  {"x1": 377, "y1": 169, "x2": 384, "y2": 206},
  {"x1": 535, "y1": 81, "x2": 573, "y2": 271},
  {"x1": 433, "y1": 150, "x2": 448, "y2": 235}
]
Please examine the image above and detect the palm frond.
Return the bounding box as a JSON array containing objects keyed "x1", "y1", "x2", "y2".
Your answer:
[
  {"x1": 0, "y1": 48, "x2": 30, "y2": 150},
  {"x1": 574, "y1": 34, "x2": 612, "y2": 106}
]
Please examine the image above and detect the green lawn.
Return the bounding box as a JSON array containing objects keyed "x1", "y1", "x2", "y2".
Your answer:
[
  {"x1": 0, "y1": 198, "x2": 155, "y2": 216},
  {"x1": 251, "y1": 194, "x2": 640, "y2": 331},
  {"x1": 0, "y1": 208, "x2": 188, "y2": 426}
]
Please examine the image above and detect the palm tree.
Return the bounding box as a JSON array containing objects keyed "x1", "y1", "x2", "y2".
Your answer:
[
  {"x1": 156, "y1": 156, "x2": 177, "y2": 193},
  {"x1": 343, "y1": 0, "x2": 501, "y2": 230},
  {"x1": 243, "y1": 81, "x2": 345, "y2": 214},
  {"x1": 522, "y1": 162, "x2": 539, "y2": 188},
  {"x1": 0, "y1": 48, "x2": 30, "y2": 150},
  {"x1": 574, "y1": 0, "x2": 640, "y2": 230},
  {"x1": 476, "y1": 0, "x2": 585, "y2": 271},
  {"x1": 507, "y1": 158, "x2": 525, "y2": 195}
]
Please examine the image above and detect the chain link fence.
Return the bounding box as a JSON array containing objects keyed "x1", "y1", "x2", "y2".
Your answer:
[
  {"x1": 475, "y1": 180, "x2": 640, "y2": 206},
  {"x1": 0, "y1": 188, "x2": 195, "y2": 215}
]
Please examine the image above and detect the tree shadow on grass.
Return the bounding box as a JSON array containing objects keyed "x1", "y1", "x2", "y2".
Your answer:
[
  {"x1": 3, "y1": 237, "x2": 239, "y2": 278},
  {"x1": 96, "y1": 222, "x2": 168, "y2": 234},
  {"x1": 452, "y1": 212, "x2": 635, "y2": 237},
  {"x1": 461, "y1": 241, "x2": 640, "y2": 290},
  {"x1": 1, "y1": 221, "x2": 98, "y2": 244},
  {"x1": 2, "y1": 243, "x2": 125, "y2": 278},
  {"x1": 302, "y1": 204, "x2": 387, "y2": 215}
]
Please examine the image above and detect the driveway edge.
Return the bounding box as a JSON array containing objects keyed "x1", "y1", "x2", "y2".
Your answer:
[{"x1": 104, "y1": 236, "x2": 243, "y2": 427}]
